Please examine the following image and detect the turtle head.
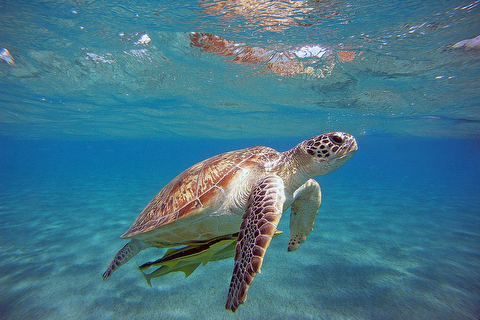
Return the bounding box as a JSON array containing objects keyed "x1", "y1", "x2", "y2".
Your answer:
[{"x1": 298, "y1": 132, "x2": 357, "y2": 175}]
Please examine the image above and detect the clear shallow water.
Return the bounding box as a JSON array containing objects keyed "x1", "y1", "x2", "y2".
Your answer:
[
  {"x1": 1, "y1": 137, "x2": 480, "y2": 319},
  {"x1": 1, "y1": 0, "x2": 480, "y2": 319}
]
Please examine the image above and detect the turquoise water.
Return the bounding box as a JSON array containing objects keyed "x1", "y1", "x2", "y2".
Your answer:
[{"x1": 1, "y1": 0, "x2": 480, "y2": 319}]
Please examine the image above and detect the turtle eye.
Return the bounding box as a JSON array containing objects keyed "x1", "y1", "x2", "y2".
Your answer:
[{"x1": 329, "y1": 134, "x2": 344, "y2": 145}]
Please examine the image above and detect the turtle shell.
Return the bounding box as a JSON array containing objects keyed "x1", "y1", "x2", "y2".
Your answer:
[{"x1": 121, "y1": 146, "x2": 281, "y2": 243}]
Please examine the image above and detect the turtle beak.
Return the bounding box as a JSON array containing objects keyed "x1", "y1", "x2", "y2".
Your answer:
[
  {"x1": 342, "y1": 133, "x2": 357, "y2": 152},
  {"x1": 337, "y1": 135, "x2": 357, "y2": 160},
  {"x1": 347, "y1": 139, "x2": 358, "y2": 153}
]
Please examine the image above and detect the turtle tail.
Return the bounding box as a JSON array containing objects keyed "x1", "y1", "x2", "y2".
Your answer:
[{"x1": 102, "y1": 239, "x2": 146, "y2": 280}]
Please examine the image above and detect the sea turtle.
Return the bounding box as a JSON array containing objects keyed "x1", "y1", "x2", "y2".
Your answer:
[{"x1": 103, "y1": 132, "x2": 357, "y2": 312}]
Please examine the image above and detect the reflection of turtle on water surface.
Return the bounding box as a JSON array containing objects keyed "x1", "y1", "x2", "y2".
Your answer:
[{"x1": 103, "y1": 132, "x2": 358, "y2": 312}]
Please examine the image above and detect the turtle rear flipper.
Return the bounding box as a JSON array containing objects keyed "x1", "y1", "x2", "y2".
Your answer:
[{"x1": 103, "y1": 239, "x2": 147, "y2": 280}]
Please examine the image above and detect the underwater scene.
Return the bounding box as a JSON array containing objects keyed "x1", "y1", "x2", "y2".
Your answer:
[{"x1": 1, "y1": 0, "x2": 480, "y2": 319}]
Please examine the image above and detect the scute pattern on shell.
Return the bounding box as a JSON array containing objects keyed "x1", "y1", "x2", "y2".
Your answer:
[{"x1": 122, "y1": 146, "x2": 280, "y2": 238}]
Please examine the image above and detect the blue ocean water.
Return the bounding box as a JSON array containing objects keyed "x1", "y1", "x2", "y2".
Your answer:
[{"x1": 1, "y1": 0, "x2": 480, "y2": 319}]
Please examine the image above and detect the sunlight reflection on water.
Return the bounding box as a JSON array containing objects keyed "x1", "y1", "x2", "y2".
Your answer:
[{"x1": 0, "y1": 0, "x2": 479, "y2": 139}]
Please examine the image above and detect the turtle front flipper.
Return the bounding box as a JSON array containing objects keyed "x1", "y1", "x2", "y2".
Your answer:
[
  {"x1": 102, "y1": 239, "x2": 148, "y2": 280},
  {"x1": 288, "y1": 178, "x2": 321, "y2": 252},
  {"x1": 226, "y1": 175, "x2": 285, "y2": 312}
]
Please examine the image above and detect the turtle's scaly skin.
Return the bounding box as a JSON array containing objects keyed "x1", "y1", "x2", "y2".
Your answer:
[
  {"x1": 226, "y1": 174, "x2": 285, "y2": 311},
  {"x1": 103, "y1": 132, "x2": 357, "y2": 312}
]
